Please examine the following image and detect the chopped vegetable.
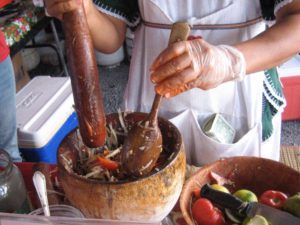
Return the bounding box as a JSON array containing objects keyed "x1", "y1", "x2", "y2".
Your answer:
[
  {"x1": 105, "y1": 147, "x2": 121, "y2": 159},
  {"x1": 70, "y1": 111, "x2": 169, "y2": 182},
  {"x1": 97, "y1": 156, "x2": 119, "y2": 170},
  {"x1": 118, "y1": 109, "x2": 128, "y2": 133},
  {"x1": 192, "y1": 198, "x2": 225, "y2": 225},
  {"x1": 259, "y1": 190, "x2": 288, "y2": 209}
]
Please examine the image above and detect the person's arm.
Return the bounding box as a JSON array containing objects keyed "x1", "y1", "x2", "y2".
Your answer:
[
  {"x1": 85, "y1": 5, "x2": 126, "y2": 53},
  {"x1": 150, "y1": 1, "x2": 300, "y2": 98},
  {"x1": 235, "y1": 0, "x2": 300, "y2": 74},
  {"x1": 45, "y1": 0, "x2": 126, "y2": 53}
]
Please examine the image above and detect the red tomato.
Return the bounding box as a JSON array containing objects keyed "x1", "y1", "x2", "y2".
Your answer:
[
  {"x1": 192, "y1": 198, "x2": 225, "y2": 225},
  {"x1": 259, "y1": 190, "x2": 288, "y2": 209},
  {"x1": 97, "y1": 156, "x2": 119, "y2": 170}
]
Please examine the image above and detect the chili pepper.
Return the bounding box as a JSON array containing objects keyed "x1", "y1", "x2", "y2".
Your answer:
[
  {"x1": 192, "y1": 198, "x2": 225, "y2": 225},
  {"x1": 193, "y1": 188, "x2": 201, "y2": 199},
  {"x1": 103, "y1": 149, "x2": 110, "y2": 156},
  {"x1": 97, "y1": 156, "x2": 119, "y2": 170},
  {"x1": 259, "y1": 190, "x2": 288, "y2": 209}
]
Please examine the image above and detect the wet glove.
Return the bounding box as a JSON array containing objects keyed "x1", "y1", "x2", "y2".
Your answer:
[{"x1": 150, "y1": 38, "x2": 246, "y2": 98}]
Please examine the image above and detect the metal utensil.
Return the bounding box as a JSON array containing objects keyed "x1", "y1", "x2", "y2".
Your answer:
[
  {"x1": 33, "y1": 171, "x2": 50, "y2": 216},
  {"x1": 121, "y1": 22, "x2": 190, "y2": 177},
  {"x1": 201, "y1": 184, "x2": 300, "y2": 225}
]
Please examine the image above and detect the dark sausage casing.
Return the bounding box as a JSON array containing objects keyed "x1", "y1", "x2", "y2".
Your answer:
[{"x1": 63, "y1": 5, "x2": 106, "y2": 147}]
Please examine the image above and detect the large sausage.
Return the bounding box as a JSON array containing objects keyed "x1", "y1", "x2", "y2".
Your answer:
[{"x1": 63, "y1": 4, "x2": 106, "y2": 147}]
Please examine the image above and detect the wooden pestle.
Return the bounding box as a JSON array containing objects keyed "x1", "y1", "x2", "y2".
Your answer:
[
  {"x1": 121, "y1": 22, "x2": 190, "y2": 177},
  {"x1": 63, "y1": 3, "x2": 106, "y2": 148}
]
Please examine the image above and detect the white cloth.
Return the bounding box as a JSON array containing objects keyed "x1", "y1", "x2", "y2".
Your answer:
[{"x1": 123, "y1": 0, "x2": 280, "y2": 166}]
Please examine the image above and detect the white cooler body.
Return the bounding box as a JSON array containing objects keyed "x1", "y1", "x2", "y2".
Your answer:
[{"x1": 16, "y1": 76, "x2": 78, "y2": 163}]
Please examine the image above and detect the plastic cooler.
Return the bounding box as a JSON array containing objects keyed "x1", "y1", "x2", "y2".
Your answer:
[
  {"x1": 16, "y1": 76, "x2": 78, "y2": 163},
  {"x1": 277, "y1": 54, "x2": 300, "y2": 121}
]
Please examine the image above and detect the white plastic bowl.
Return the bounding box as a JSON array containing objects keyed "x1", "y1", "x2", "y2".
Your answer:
[{"x1": 95, "y1": 46, "x2": 124, "y2": 67}]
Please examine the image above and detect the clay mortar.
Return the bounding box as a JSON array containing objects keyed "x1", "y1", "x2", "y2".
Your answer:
[
  {"x1": 180, "y1": 156, "x2": 300, "y2": 225},
  {"x1": 57, "y1": 112, "x2": 186, "y2": 222}
]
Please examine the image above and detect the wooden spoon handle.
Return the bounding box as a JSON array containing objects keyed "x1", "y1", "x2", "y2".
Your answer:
[
  {"x1": 63, "y1": 4, "x2": 106, "y2": 147},
  {"x1": 168, "y1": 22, "x2": 190, "y2": 45},
  {"x1": 148, "y1": 22, "x2": 190, "y2": 125}
]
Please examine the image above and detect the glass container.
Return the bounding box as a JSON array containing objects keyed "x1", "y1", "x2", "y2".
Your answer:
[{"x1": 0, "y1": 149, "x2": 29, "y2": 213}]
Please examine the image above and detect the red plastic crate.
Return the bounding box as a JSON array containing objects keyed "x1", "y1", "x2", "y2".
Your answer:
[
  {"x1": 0, "y1": 0, "x2": 12, "y2": 8},
  {"x1": 15, "y1": 162, "x2": 58, "y2": 209},
  {"x1": 281, "y1": 75, "x2": 300, "y2": 121}
]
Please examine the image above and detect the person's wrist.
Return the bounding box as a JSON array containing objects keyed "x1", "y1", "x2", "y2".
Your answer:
[{"x1": 219, "y1": 45, "x2": 246, "y2": 82}]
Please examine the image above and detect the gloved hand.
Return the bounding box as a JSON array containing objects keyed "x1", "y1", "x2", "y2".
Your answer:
[
  {"x1": 44, "y1": 0, "x2": 93, "y2": 20},
  {"x1": 150, "y1": 38, "x2": 246, "y2": 98}
]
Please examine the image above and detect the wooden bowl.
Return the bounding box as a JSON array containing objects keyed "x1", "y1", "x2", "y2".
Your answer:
[
  {"x1": 57, "y1": 112, "x2": 186, "y2": 222},
  {"x1": 180, "y1": 156, "x2": 300, "y2": 225}
]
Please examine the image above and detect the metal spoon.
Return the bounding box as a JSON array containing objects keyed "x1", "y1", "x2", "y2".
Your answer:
[
  {"x1": 33, "y1": 171, "x2": 50, "y2": 216},
  {"x1": 121, "y1": 22, "x2": 190, "y2": 177}
]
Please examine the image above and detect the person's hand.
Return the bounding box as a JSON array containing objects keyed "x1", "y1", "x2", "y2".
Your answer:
[
  {"x1": 150, "y1": 38, "x2": 246, "y2": 98},
  {"x1": 44, "y1": 0, "x2": 93, "y2": 20}
]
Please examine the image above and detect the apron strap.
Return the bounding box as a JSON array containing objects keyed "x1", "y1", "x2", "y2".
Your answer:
[{"x1": 142, "y1": 16, "x2": 262, "y2": 30}]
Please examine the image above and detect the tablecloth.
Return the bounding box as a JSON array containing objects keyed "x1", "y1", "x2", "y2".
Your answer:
[{"x1": 0, "y1": 2, "x2": 44, "y2": 46}]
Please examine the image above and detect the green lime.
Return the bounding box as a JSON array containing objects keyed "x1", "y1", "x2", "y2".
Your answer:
[
  {"x1": 242, "y1": 217, "x2": 251, "y2": 225},
  {"x1": 242, "y1": 215, "x2": 269, "y2": 225},
  {"x1": 211, "y1": 184, "x2": 230, "y2": 193},
  {"x1": 283, "y1": 193, "x2": 300, "y2": 217},
  {"x1": 234, "y1": 189, "x2": 258, "y2": 202}
]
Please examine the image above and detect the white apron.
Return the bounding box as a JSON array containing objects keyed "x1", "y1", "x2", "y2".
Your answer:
[{"x1": 123, "y1": 0, "x2": 281, "y2": 166}]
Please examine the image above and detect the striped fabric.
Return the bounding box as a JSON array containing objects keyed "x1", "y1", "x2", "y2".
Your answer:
[
  {"x1": 262, "y1": 68, "x2": 286, "y2": 141},
  {"x1": 260, "y1": 0, "x2": 295, "y2": 21},
  {"x1": 92, "y1": 0, "x2": 139, "y2": 27},
  {"x1": 93, "y1": 0, "x2": 295, "y2": 26}
]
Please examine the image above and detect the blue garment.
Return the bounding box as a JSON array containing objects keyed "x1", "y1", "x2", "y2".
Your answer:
[{"x1": 0, "y1": 56, "x2": 22, "y2": 162}]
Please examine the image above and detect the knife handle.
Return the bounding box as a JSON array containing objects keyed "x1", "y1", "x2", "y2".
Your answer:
[{"x1": 200, "y1": 184, "x2": 248, "y2": 215}]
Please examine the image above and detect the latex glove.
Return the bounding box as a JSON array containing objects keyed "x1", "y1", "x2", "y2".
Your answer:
[
  {"x1": 150, "y1": 38, "x2": 246, "y2": 98},
  {"x1": 44, "y1": 0, "x2": 93, "y2": 20}
]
